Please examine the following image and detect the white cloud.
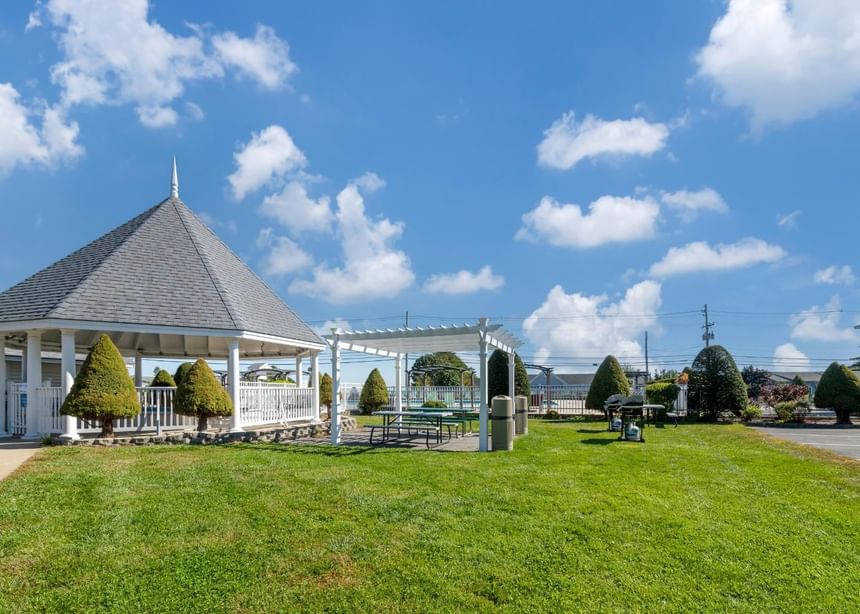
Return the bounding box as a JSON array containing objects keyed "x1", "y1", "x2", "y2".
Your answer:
[
  {"x1": 258, "y1": 181, "x2": 333, "y2": 234},
  {"x1": 0, "y1": 83, "x2": 82, "y2": 174},
  {"x1": 312, "y1": 318, "x2": 352, "y2": 337},
  {"x1": 212, "y1": 24, "x2": 297, "y2": 90},
  {"x1": 790, "y1": 296, "x2": 857, "y2": 342},
  {"x1": 814, "y1": 265, "x2": 855, "y2": 286},
  {"x1": 777, "y1": 209, "x2": 802, "y2": 229},
  {"x1": 537, "y1": 111, "x2": 669, "y2": 170},
  {"x1": 523, "y1": 281, "x2": 662, "y2": 366},
  {"x1": 289, "y1": 176, "x2": 415, "y2": 303},
  {"x1": 773, "y1": 343, "x2": 811, "y2": 372},
  {"x1": 424, "y1": 266, "x2": 504, "y2": 295},
  {"x1": 32, "y1": 1, "x2": 296, "y2": 128},
  {"x1": 256, "y1": 228, "x2": 313, "y2": 276},
  {"x1": 697, "y1": 0, "x2": 860, "y2": 129},
  {"x1": 516, "y1": 195, "x2": 660, "y2": 248},
  {"x1": 649, "y1": 238, "x2": 786, "y2": 277},
  {"x1": 351, "y1": 171, "x2": 386, "y2": 193},
  {"x1": 228, "y1": 125, "x2": 307, "y2": 200},
  {"x1": 660, "y1": 187, "x2": 728, "y2": 221}
]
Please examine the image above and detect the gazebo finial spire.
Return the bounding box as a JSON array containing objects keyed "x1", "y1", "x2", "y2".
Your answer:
[{"x1": 170, "y1": 155, "x2": 179, "y2": 199}]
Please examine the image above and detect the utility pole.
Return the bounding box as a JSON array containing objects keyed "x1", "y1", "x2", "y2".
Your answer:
[
  {"x1": 701, "y1": 304, "x2": 715, "y2": 347},
  {"x1": 644, "y1": 331, "x2": 649, "y2": 379}
]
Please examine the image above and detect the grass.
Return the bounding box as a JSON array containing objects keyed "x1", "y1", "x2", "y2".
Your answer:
[{"x1": 1, "y1": 420, "x2": 858, "y2": 612}]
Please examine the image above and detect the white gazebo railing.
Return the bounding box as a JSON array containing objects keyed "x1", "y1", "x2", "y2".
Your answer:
[
  {"x1": 7, "y1": 382, "x2": 27, "y2": 436},
  {"x1": 239, "y1": 382, "x2": 314, "y2": 426}
]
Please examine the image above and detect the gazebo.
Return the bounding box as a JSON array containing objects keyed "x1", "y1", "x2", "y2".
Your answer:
[
  {"x1": 324, "y1": 319, "x2": 522, "y2": 452},
  {"x1": 0, "y1": 161, "x2": 325, "y2": 440}
]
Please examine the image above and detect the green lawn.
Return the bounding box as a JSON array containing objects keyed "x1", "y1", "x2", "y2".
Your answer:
[{"x1": 1, "y1": 421, "x2": 858, "y2": 612}]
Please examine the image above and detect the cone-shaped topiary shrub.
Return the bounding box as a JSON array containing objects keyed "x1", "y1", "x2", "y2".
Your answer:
[
  {"x1": 173, "y1": 362, "x2": 194, "y2": 387},
  {"x1": 814, "y1": 362, "x2": 860, "y2": 425},
  {"x1": 150, "y1": 368, "x2": 176, "y2": 387},
  {"x1": 61, "y1": 334, "x2": 141, "y2": 438},
  {"x1": 586, "y1": 355, "x2": 630, "y2": 411},
  {"x1": 688, "y1": 345, "x2": 747, "y2": 420},
  {"x1": 487, "y1": 350, "x2": 531, "y2": 400},
  {"x1": 174, "y1": 358, "x2": 233, "y2": 431},
  {"x1": 320, "y1": 373, "x2": 333, "y2": 418},
  {"x1": 359, "y1": 368, "x2": 389, "y2": 415}
]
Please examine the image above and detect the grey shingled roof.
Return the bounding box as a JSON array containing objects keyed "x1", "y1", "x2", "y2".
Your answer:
[{"x1": 0, "y1": 197, "x2": 322, "y2": 346}]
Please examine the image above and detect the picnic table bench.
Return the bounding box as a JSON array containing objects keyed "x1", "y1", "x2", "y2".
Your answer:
[{"x1": 370, "y1": 410, "x2": 457, "y2": 448}]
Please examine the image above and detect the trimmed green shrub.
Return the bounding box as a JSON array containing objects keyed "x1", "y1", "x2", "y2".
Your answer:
[
  {"x1": 173, "y1": 362, "x2": 194, "y2": 387},
  {"x1": 410, "y1": 352, "x2": 472, "y2": 386},
  {"x1": 544, "y1": 409, "x2": 561, "y2": 420},
  {"x1": 150, "y1": 368, "x2": 176, "y2": 387},
  {"x1": 61, "y1": 334, "x2": 141, "y2": 438},
  {"x1": 741, "y1": 404, "x2": 763, "y2": 422},
  {"x1": 814, "y1": 362, "x2": 860, "y2": 425},
  {"x1": 688, "y1": 345, "x2": 747, "y2": 420},
  {"x1": 586, "y1": 355, "x2": 630, "y2": 411},
  {"x1": 359, "y1": 368, "x2": 389, "y2": 415},
  {"x1": 174, "y1": 358, "x2": 233, "y2": 431},
  {"x1": 645, "y1": 381, "x2": 679, "y2": 421},
  {"x1": 774, "y1": 400, "x2": 799, "y2": 422},
  {"x1": 320, "y1": 373, "x2": 333, "y2": 416},
  {"x1": 487, "y1": 350, "x2": 531, "y2": 400},
  {"x1": 422, "y1": 400, "x2": 447, "y2": 409}
]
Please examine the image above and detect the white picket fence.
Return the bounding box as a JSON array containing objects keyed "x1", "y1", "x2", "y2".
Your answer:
[{"x1": 4, "y1": 381, "x2": 316, "y2": 436}]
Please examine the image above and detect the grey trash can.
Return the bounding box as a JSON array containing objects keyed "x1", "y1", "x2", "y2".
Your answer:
[
  {"x1": 491, "y1": 395, "x2": 513, "y2": 451},
  {"x1": 514, "y1": 395, "x2": 528, "y2": 435}
]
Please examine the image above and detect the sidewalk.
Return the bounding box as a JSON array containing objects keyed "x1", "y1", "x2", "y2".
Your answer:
[{"x1": 0, "y1": 438, "x2": 42, "y2": 481}]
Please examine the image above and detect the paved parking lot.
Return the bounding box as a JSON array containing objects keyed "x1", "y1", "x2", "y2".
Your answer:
[{"x1": 754, "y1": 426, "x2": 860, "y2": 460}]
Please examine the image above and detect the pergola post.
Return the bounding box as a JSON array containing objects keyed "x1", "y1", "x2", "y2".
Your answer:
[
  {"x1": 310, "y1": 351, "x2": 320, "y2": 422},
  {"x1": 507, "y1": 351, "x2": 516, "y2": 401},
  {"x1": 394, "y1": 354, "x2": 403, "y2": 414},
  {"x1": 0, "y1": 335, "x2": 7, "y2": 437},
  {"x1": 228, "y1": 339, "x2": 243, "y2": 432},
  {"x1": 295, "y1": 355, "x2": 303, "y2": 387},
  {"x1": 60, "y1": 329, "x2": 79, "y2": 440},
  {"x1": 478, "y1": 318, "x2": 489, "y2": 452},
  {"x1": 330, "y1": 329, "x2": 342, "y2": 444},
  {"x1": 134, "y1": 352, "x2": 143, "y2": 387},
  {"x1": 23, "y1": 331, "x2": 42, "y2": 440}
]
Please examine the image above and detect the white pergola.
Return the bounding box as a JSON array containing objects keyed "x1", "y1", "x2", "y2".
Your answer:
[{"x1": 324, "y1": 318, "x2": 522, "y2": 452}]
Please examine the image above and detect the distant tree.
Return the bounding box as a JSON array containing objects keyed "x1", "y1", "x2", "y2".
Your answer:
[
  {"x1": 61, "y1": 334, "x2": 141, "y2": 438},
  {"x1": 319, "y1": 373, "x2": 333, "y2": 416},
  {"x1": 814, "y1": 362, "x2": 860, "y2": 425},
  {"x1": 173, "y1": 362, "x2": 194, "y2": 387},
  {"x1": 741, "y1": 365, "x2": 772, "y2": 399},
  {"x1": 150, "y1": 368, "x2": 176, "y2": 387},
  {"x1": 586, "y1": 355, "x2": 631, "y2": 412},
  {"x1": 359, "y1": 368, "x2": 389, "y2": 414},
  {"x1": 688, "y1": 345, "x2": 747, "y2": 420},
  {"x1": 760, "y1": 384, "x2": 808, "y2": 407},
  {"x1": 645, "y1": 381, "x2": 680, "y2": 413},
  {"x1": 409, "y1": 352, "x2": 472, "y2": 386},
  {"x1": 487, "y1": 350, "x2": 531, "y2": 400},
  {"x1": 652, "y1": 368, "x2": 679, "y2": 382},
  {"x1": 174, "y1": 358, "x2": 233, "y2": 431}
]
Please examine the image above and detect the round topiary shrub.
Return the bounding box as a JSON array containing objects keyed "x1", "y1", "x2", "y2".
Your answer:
[
  {"x1": 487, "y1": 350, "x2": 531, "y2": 400},
  {"x1": 688, "y1": 345, "x2": 747, "y2": 420},
  {"x1": 61, "y1": 334, "x2": 141, "y2": 438},
  {"x1": 319, "y1": 373, "x2": 333, "y2": 419},
  {"x1": 586, "y1": 355, "x2": 630, "y2": 412},
  {"x1": 359, "y1": 368, "x2": 389, "y2": 415},
  {"x1": 814, "y1": 362, "x2": 860, "y2": 425},
  {"x1": 173, "y1": 362, "x2": 194, "y2": 387},
  {"x1": 150, "y1": 368, "x2": 176, "y2": 387},
  {"x1": 174, "y1": 358, "x2": 233, "y2": 431},
  {"x1": 645, "y1": 380, "x2": 679, "y2": 420}
]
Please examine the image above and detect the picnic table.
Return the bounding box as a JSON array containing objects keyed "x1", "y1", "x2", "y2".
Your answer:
[{"x1": 370, "y1": 410, "x2": 455, "y2": 448}]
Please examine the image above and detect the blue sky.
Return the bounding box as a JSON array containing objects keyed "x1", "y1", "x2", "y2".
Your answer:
[{"x1": 1, "y1": 0, "x2": 859, "y2": 382}]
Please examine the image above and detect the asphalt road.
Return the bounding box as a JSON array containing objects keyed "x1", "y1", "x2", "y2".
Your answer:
[{"x1": 754, "y1": 426, "x2": 860, "y2": 461}]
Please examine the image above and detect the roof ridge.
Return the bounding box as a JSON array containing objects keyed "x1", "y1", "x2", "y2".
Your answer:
[
  {"x1": 47, "y1": 202, "x2": 164, "y2": 318},
  {"x1": 170, "y1": 200, "x2": 242, "y2": 329}
]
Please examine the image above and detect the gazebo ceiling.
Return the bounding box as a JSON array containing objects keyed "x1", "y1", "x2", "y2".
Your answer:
[{"x1": 325, "y1": 322, "x2": 522, "y2": 356}]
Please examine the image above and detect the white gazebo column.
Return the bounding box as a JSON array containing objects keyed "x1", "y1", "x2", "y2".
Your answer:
[
  {"x1": 508, "y1": 351, "x2": 516, "y2": 400},
  {"x1": 134, "y1": 352, "x2": 143, "y2": 388},
  {"x1": 311, "y1": 351, "x2": 320, "y2": 422},
  {"x1": 478, "y1": 319, "x2": 490, "y2": 452},
  {"x1": 228, "y1": 340, "x2": 243, "y2": 432},
  {"x1": 24, "y1": 331, "x2": 42, "y2": 440},
  {"x1": 59, "y1": 330, "x2": 79, "y2": 440},
  {"x1": 330, "y1": 329, "x2": 342, "y2": 444},
  {"x1": 394, "y1": 354, "x2": 403, "y2": 417},
  {"x1": 0, "y1": 335, "x2": 7, "y2": 437},
  {"x1": 295, "y1": 355, "x2": 303, "y2": 387}
]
